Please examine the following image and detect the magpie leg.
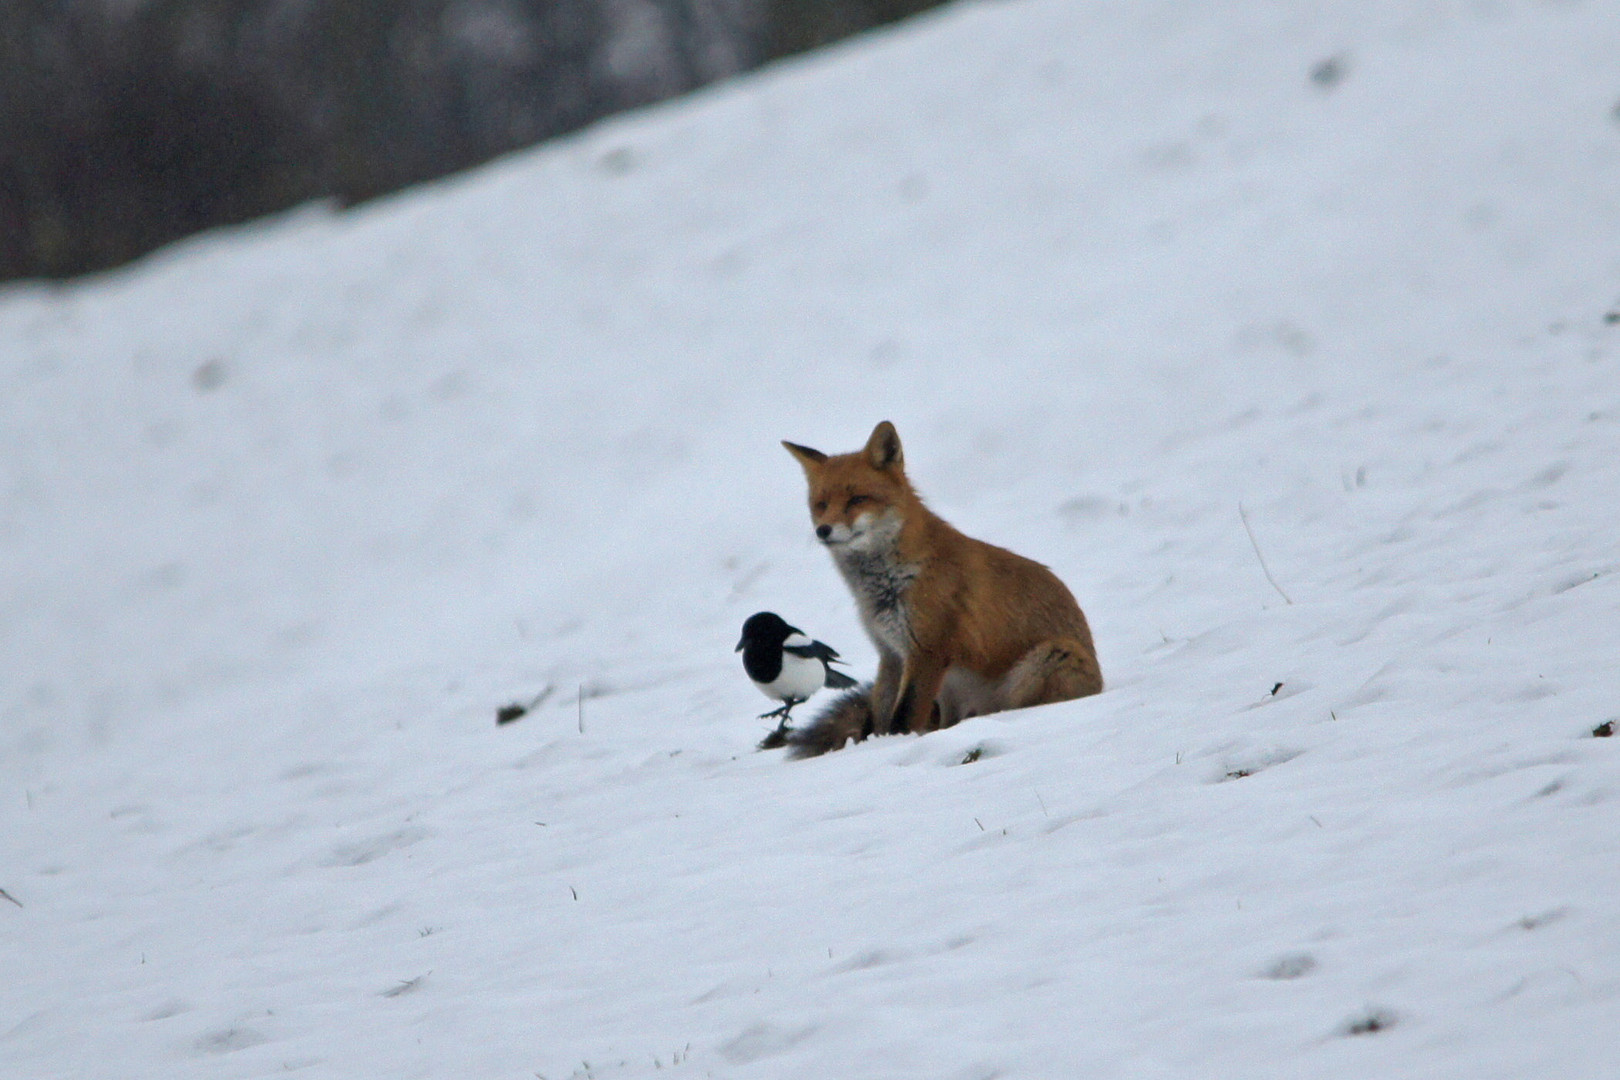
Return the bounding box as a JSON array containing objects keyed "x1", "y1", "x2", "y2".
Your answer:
[
  {"x1": 755, "y1": 698, "x2": 805, "y2": 751},
  {"x1": 757, "y1": 698, "x2": 803, "y2": 722},
  {"x1": 757, "y1": 716, "x2": 791, "y2": 750}
]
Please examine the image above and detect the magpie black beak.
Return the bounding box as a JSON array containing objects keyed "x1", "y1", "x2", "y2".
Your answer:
[{"x1": 735, "y1": 637, "x2": 746, "y2": 652}]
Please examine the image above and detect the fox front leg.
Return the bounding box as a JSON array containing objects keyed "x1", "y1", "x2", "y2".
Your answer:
[
  {"x1": 889, "y1": 654, "x2": 948, "y2": 736},
  {"x1": 871, "y1": 650, "x2": 904, "y2": 735}
]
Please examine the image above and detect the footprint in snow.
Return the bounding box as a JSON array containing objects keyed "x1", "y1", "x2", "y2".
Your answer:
[
  {"x1": 719, "y1": 1021, "x2": 817, "y2": 1065},
  {"x1": 320, "y1": 826, "x2": 429, "y2": 867},
  {"x1": 1259, "y1": 953, "x2": 1317, "y2": 980},
  {"x1": 1210, "y1": 747, "x2": 1303, "y2": 784},
  {"x1": 194, "y1": 1026, "x2": 268, "y2": 1055},
  {"x1": 1338, "y1": 1007, "x2": 1398, "y2": 1037}
]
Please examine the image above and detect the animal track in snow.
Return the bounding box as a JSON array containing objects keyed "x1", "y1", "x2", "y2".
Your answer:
[
  {"x1": 1337, "y1": 1007, "x2": 1398, "y2": 1036},
  {"x1": 1515, "y1": 908, "x2": 1568, "y2": 931},
  {"x1": 1210, "y1": 747, "x2": 1304, "y2": 783},
  {"x1": 1259, "y1": 953, "x2": 1317, "y2": 980},
  {"x1": 321, "y1": 826, "x2": 430, "y2": 867},
  {"x1": 194, "y1": 1026, "x2": 268, "y2": 1055},
  {"x1": 142, "y1": 999, "x2": 191, "y2": 1021},
  {"x1": 719, "y1": 1021, "x2": 818, "y2": 1065}
]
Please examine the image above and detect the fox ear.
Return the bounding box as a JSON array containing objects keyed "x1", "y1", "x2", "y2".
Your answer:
[
  {"x1": 865, "y1": 421, "x2": 903, "y2": 471},
  {"x1": 782, "y1": 440, "x2": 827, "y2": 469}
]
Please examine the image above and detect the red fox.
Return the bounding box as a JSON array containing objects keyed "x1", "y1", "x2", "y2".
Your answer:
[{"x1": 781, "y1": 421, "x2": 1102, "y2": 756}]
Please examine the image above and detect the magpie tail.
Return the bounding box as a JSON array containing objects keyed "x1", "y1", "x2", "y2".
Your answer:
[
  {"x1": 823, "y1": 666, "x2": 858, "y2": 690},
  {"x1": 786, "y1": 684, "x2": 875, "y2": 759}
]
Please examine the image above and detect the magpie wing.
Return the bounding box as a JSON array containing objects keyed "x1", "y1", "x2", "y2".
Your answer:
[
  {"x1": 783, "y1": 639, "x2": 840, "y2": 662},
  {"x1": 784, "y1": 637, "x2": 857, "y2": 689}
]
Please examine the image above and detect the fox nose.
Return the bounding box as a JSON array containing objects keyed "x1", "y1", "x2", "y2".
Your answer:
[{"x1": 815, "y1": 524, "x2": 832, "y2": 541}]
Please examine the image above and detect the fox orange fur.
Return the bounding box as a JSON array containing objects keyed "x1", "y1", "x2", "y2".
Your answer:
[{"x1": 781, "y1": 421, "x2": 1101, "y2": 756}]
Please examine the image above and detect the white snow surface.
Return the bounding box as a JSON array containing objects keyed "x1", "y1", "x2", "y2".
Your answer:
[{"x1": 4, "y1": 1, "x2": 1620, "y2": 1077}]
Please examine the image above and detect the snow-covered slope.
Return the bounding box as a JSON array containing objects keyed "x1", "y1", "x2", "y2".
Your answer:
[{"x1": 4, "y1": 1, "x2": 1619, "y2": 1076}]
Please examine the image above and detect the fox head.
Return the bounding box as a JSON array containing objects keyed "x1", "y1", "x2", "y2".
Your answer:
[{"x1": 783, "y1": 421, "x2": 915, "y2": 552}]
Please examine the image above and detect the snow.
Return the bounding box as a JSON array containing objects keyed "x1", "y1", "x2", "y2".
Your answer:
[{"x1": 4, "y1": 0, "x2": 1620, "y2": 1076}]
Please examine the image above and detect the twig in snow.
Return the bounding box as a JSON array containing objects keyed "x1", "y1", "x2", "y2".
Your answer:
[
  {"x1": 0, "y1": 888, "x2": 21, "y2": 908},
  {"x1": 1239, "y1": 503, "x2": 1293, "y2": 604},
  {"x1": 577, "y1": 684, "x2": 585, "y2": 735},
  {"x1": 497, "y1": 684, "x2": 555, "y2": 725},
  {"x1": 382, "y1": 971, "x2": 430, "y2": 997}
]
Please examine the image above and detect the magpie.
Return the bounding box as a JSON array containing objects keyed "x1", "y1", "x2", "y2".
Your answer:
[{"x1": 736, "y1": 612, "x2": 857, "y2": 728}]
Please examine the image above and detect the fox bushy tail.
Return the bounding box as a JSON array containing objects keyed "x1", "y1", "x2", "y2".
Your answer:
[{"x1": 786, "y1": 684, "x2": 876, "y2": 758}]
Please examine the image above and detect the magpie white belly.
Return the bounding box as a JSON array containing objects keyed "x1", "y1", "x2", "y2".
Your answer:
[{"x1": 758, "y1": 651, "x2": 825, "y2": 703}]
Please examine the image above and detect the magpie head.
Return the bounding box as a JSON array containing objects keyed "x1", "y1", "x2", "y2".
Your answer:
[{"x1": 737, "y1": 611, "x2": 796, "y2": 652}]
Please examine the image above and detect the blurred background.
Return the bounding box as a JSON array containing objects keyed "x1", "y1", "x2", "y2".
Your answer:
[{"x1": 0, "y1": 0, "x2": 945, "y2": 283}]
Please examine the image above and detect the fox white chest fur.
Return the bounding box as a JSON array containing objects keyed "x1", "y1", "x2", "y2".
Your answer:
[{"x1": 831, "y1": 536, "x2": 918, "y2": 656}]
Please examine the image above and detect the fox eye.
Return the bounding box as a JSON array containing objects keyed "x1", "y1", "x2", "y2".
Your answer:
[
  {"x1": 846, "y1": 494, "x2": 871, "y2": 509},
  {"x1": 813, "y1": 500, "x2": 828, "y2": 513}
]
